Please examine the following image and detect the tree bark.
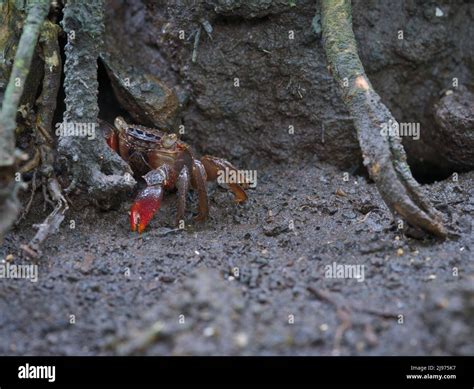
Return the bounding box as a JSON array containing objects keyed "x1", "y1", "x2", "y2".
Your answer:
[{"x1": 0, "y1": 0, "x2": 50, "y2": 239}]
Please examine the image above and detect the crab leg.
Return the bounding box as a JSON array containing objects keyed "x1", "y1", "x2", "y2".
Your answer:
[
  {"x1": 201, "y1": 155, "x2": 248, "y2": 203},
  {"x1": 191, "y1": 160, "x2": 209, "y2": 221},
  {"x1": 176, "y1": 166, "x2": 190, "y2": 225},
  {"x1": 130, "y1": 165, "x2": 174, "y2": 233},
  {"x1": 100, "y1": 119, "x2": 120, "y2": 152}
]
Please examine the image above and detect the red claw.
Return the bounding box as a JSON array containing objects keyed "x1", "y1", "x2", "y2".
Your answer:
[{"x1": 130, "y1": 187, "x2": 163, "y2": 233}]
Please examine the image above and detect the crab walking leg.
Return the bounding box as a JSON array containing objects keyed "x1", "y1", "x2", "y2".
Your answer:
[
  {"x1": 100, "y1": 119, "x2": 119, "y2": 152},
  {"x1": 201, "y1": 156, "x2": 248, "y2": 203},
  {"x1": 191, "y1": 160, "x2": 209, "y2": 221},
  {"x1": 130, "y1": 165, "x2": 174, "y2": 233},
  {"x1": 176, "y1": 166, "x2": 190, "y2": 225}
]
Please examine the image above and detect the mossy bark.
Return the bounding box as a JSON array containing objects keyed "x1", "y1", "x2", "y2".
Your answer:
[
  {"x1": 0, "y1": 0, "x2": 50, "y2": 240},
  {"x1": 0, "y1": 0, "x2": 50, "y2": 166}
]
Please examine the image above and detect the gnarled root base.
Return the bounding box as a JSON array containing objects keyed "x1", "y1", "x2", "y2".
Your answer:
[{"x1": 320, "y1": 0, "x2": 446, "y2": 238}]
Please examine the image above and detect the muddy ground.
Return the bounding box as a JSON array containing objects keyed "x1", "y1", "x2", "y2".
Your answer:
[{"x1": 1, "y1": 160, "x2": 473, "y2": 355}]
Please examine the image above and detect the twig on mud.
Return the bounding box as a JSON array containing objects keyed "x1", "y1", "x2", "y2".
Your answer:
[
  {"x1": 19, "y1": 148, "x2": 41, "y2": 173},
  {"x1": 307, "y1": 286, "x2": 352, "y2": 354},
  {"x1": 320, "y1": 0, "x2": 446, "y2": 238},
  {"x1": 147, "y1": 227, "x2": 183, "y2": 238},
  {"x1": 20, "y1": 204, "x2": 65, "y2": 259},
  {"x1": 22, "y1": 176, "x2": 68, "y2": 259},
  {"x1": 113, "y1": 321, "x2": 166, "y2": 356},
  {"x1": 307, "y1": 286, "x2": 397, "y2": 353},
  {"x1": 333, "y1": 307, "x2": 351, "y2": 355},
  {"x1": 307, "y1": 285, "x2": 340, "y2": 306},
  {"x1": 307, "y1": 285, "x2": 398, "y2": 319},
  {"x1": 192, "y1": 26, "x2": 202, "y2": 63},
  {"x1": 357, "y1": 307, "x2": 399, "y2": 320},
  {"x1": 0, "y1": 0, "x2": 51, "y2": 240},
  {"x1": 356, "y1": 211, "x2": 372, "y2": 224}
]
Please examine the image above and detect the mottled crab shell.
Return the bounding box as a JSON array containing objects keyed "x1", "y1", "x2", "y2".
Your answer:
[{"x1": 113, "y1": 117, "x2": 189, "y2": 176}]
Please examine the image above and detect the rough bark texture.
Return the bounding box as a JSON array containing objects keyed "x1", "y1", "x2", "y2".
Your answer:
[
  {"x1": 36, "y1": 20, "x2": 61, "y2": 147},
  {"x1": 0, "y1": 0, "x2": 49, "y2": 166},
  {"x1": 0, "y1": 0, "x2": 50, "y2": 240},
  {"x1": 20, "y1": 19, "x2": 67, "y2": 259},
  {"x1": 60, "y1": 0, "x2": 135, "y2": 207}
]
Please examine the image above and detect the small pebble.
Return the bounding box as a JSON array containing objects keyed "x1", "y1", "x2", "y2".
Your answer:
[
  {"x1": 436, "y1": 297, "x2": 449, "y2": 309},
  {"x1": 356, "y1": 341, "x2": 365, "y2": 352},
  {"x1": 234, "y1": 332, "x2": 249, "y2": 348},
  {"x1": 159, "y1": 275, "x2": 175, "y2": 283},
  {"x1": 203, "y1": 327, "x2": 215, "y2": 337}
]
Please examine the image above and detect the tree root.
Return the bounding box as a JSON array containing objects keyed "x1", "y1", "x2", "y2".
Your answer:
[
  {"x1": 21, "y1": 19, "x2": 69, "y2": 259},
  {"x1": 0, "y1": 0, "x2": 51, "y2": 241},
  {"x1": 2, "y1": 1, "x2": 135, "y2": 249},
  {"x1": 0, "y1": 0, "x2": 50, "y2": 166},
  {"x1": 320, "y1": 0, "x2": 447, "y2": 238},
  {"x1": 59, "y1": 0, "x2": 135, "y2": 209}
]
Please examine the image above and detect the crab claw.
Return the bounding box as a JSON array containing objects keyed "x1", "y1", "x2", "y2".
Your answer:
[
  {"x1": 201, "y1": 155, "x2": 249, "y2": 203},
  {"x1": 130, "y1": 187, "x2": 163, "y2": 233}
]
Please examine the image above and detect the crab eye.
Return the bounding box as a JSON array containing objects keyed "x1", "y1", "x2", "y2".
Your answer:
[
  {"x1": 162, "y1": 134, "x2": 177, "y2": 148},
  {"x1": 114, "y1": 116, "x2": 127, "y2": 130}
]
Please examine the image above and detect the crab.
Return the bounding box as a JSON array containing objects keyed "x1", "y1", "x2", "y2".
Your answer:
[{"x1": 102, "y1": 117, "x2": 249, "y2": 233}]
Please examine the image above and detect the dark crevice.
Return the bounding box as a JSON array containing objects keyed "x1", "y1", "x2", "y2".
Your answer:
[
  {"x1": 97, "y1": 58, "x2": 129, "y2": 124},
  {"x1": 408, "y1": 159, "x2": 456, "y2": 184}
]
